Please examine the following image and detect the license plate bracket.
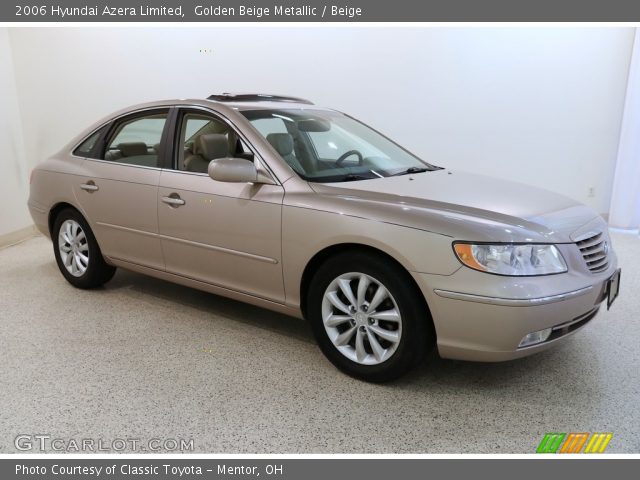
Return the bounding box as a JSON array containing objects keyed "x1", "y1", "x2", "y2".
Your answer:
[{"x1": 606, "y1": 268, "x2": 621, "y2": 310}]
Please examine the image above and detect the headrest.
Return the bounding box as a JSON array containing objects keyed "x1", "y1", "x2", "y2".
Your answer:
[
  {"x1": 198, "y1": 134, "x2": 229, "y2": 161},
  {"x1": 267, "y1": 133, "x2": 294, "y2": 157},
  {"x1": 118, "y1": 142, "x2": 148, "y2": 157}
]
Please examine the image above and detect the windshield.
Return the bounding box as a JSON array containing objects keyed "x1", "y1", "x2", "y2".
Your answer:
[{"x1": 241, "y1": 109, "x2": 438, "y2": 182}]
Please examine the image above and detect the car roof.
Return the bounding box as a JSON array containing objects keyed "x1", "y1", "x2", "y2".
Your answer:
[
  {"x1": 102, "y1": 95, "x2": 332, "y2": 125},
  {"x1": 204, "y1": 93, "x2": 317, "y2": 110},
  {"x1": 213, "y1": 100, "x2": 328, "y2": 111},
  {"x1": 175, "y1": 93, "x2": 328, "y2": 112},
  {"x1": 64, "y1": 94, "x2": 332, "y2": 162}
]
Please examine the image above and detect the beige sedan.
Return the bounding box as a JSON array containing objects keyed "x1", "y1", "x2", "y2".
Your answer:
[{"x1": 28, "y1": 94, "x2": 621, "y2": 381}]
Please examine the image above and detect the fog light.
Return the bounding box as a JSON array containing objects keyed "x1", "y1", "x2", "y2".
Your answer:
[{"x1": 518, "y1": 328, "x2": 552, "y2": 348}]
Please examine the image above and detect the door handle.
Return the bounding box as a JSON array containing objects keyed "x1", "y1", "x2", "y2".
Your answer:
[
  {"x1": 80, "y1": 181, "x2": 99, "y2": 192},
  {"x1": 161, "y1": 195, "x2": 185, "y2": 207}
]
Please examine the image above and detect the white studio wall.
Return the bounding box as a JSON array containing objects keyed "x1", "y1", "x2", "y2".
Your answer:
[
  {"x1": 609, "y1": 29, "x2": 640, "y2": 230},
  {"x1": 1, "y1": 27, "x2": 636, "y2": 238},
  {"x1": 0, "y1": 28, "x2": 29, "y2": 238}
]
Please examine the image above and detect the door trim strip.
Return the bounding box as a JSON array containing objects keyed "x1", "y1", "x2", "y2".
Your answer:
[{"x1": 96, "y1": 221, "x2": 278, "y2": 264}]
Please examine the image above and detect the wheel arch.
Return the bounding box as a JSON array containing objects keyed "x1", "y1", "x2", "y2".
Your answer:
[
  {"x1": 299, "y1": 243, "x2": 433, "y2": 329},
  {"x1": 48, "y1": 202, "x2": 83, "y2": 236}
]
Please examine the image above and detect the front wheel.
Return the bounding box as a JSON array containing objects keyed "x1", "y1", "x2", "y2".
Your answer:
[
  {"x1": 52, "y1": 208, "x2": 116, "y2": 289},
  {"x1": 307, "y1": 252, "x2": 433, "y2": 382}
]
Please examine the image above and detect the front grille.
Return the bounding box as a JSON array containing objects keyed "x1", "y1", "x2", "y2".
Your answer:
[{"x1": 576, "y1": 232, "x2": 609, "y2": 273}]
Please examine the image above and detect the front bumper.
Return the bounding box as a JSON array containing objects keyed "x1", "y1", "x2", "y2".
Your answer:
[{"x1": 412, "y1": 251, "x2": 618, "y2": 362}]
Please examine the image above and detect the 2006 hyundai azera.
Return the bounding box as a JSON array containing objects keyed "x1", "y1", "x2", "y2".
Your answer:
[{"x1": 28, "y1": 93, "x2": 621, "y2": 381}]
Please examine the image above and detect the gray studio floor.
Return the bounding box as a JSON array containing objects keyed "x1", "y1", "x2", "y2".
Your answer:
[{"x1": 0, "y1": 232, "x2": 638, "y2": 453}]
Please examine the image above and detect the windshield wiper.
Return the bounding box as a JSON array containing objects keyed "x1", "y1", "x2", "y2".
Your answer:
[
  {"x1": 391, "y1": 167, "x2": 431, "y2": 176},
  {"x1": 391, "y1": 166, "x2": 445, "y2": 176},
  {"x1": 337, "y1": 173, "x2": 371, "y2": 182}
]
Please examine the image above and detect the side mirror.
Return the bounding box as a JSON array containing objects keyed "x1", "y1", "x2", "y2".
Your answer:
[{"x1": 208, "y1": 158, "x2": 275, "y2": 184}]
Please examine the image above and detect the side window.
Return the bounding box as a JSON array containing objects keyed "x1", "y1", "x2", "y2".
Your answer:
[
  {"x1": 178, "y1": 113, "x2": 242, "y2": 173},
  {"x1": 103, "y1": 112, "x2": 168, "y2": 168},
  {"x1": 73, "y1": 127, "x2": 106, "y2": 159}
]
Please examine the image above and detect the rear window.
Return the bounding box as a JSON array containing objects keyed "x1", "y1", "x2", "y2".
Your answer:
[{"x1": 102, "y1": 111, "x2": 169, "y2": 168}]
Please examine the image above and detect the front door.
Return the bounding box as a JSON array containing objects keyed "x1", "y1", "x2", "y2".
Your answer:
[{"x1": 157, "y1": 109, "x2": 285, "y2": 302}]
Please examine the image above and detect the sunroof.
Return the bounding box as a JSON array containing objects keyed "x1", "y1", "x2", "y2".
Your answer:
[{"x1": 207, "y1": 93, "x2": 313, "y2": 105}]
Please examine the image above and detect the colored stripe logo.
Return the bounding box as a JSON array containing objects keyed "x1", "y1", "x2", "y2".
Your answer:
[
  {"x1": 560, "y1": 433, "x2": 589, "y2": 453},
  {"x1": 584, "y1": 433, "x2": 613, "y2": 453},
  {"x1": 537, "y1": 433, "x2": 566, "y2": 453},
  {"x1": 537, "y1": 433, "x2": 612, "y2": 453}
]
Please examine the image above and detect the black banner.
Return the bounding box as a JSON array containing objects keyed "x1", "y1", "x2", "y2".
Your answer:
[
  {"x1": 3, "y1": 459, "x2": 640, "y2": 479},
  {"x1": 4, "y1": 0, "x2": 640, "y2": 22}
]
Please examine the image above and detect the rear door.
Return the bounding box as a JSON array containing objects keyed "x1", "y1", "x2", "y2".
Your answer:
[{"x1": 73, "y1": 108, "x2": 170, "y2": 270}]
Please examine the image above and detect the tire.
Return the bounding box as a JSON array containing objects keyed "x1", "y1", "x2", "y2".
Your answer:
[
  {"x1": 307, "y1": 251, "x2": 434, "y2": 382},
  {"x1": 52, "y1": 208, "x2": 116, "y2": 289}
]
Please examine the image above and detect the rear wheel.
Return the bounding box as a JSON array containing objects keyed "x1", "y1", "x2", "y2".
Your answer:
[
  {"x1": 52, "y1": 208, "x2": 116, "y2": 289},
  {"x1": 307, "y1": 251, "x2": 433, "y2": 382}
]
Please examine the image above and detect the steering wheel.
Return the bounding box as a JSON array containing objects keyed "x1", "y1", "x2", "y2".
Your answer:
[{"x1": 335, "y1": 150, "x2": 364, "y2": 166}]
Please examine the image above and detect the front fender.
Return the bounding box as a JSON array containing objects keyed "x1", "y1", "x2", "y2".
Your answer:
[{"x1": 281, "y1": 205, "x2": 460, "y2": 308}]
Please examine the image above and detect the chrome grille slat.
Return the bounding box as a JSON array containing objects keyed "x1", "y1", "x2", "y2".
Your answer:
[
  {"x1": 581, "y1": 241, "x2": 604, "y2": 254},
  {"x1": 585, "y1": 251, "x2": 606, "y2": 262},
  {"x1": 587, "y1": 257, "x2": 607, "y2": 269},
  {"x1": 576, "y1": 233, "x2": 602, "y2": 249},
  {"x1": 576, "y1": 231, "x2": 609, "y2": 274}
]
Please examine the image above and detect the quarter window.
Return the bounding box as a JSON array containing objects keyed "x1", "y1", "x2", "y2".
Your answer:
[
  {"x1": 73, "y1": 127, "x2": 107, "y2": 159},
  {"x1": 104, "y1": 112, "x2": 168, "y2": 168}
]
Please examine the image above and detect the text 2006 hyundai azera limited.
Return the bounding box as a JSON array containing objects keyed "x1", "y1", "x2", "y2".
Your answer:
[{"x1": 28, "y1": 93, "x2": 621, "y2": 381}]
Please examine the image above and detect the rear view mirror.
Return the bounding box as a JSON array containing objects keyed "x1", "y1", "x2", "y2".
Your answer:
[
  {"x1": 297, "y1": 118, "x2": 331, "y2": 132},
  {"x1": 208, "y1": 158, "x2": 275, "y2": 184}
]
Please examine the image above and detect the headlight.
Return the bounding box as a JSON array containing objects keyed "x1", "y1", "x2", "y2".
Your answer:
[{"x1": 453, "y1": 243, "x2": 567, "y2": 276}]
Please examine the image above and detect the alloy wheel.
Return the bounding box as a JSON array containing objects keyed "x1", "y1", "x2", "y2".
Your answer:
[
  {"x1": 58, "y1": 219, "x2": 89, "y2": 277},
  {"x1": 321, "y1": 272, "x2": 402, "y2": 365}
]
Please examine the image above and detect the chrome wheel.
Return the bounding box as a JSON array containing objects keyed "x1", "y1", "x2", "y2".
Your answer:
[
  {"x1": 321, "y1": 272, "x2": 402, "y2": 365},
  {"x1": 58, "y1": 219, "x2": 89, "y2": 277}
]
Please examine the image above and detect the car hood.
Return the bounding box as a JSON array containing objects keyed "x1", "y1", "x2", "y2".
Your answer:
[{"x1": 309, "y1": 170, "x2": 601, "y2": 243}]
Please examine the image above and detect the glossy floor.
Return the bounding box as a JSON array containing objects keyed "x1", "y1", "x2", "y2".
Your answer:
[{"x1": 0, "y1": 233, "x2": 638, "y2": 453}]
